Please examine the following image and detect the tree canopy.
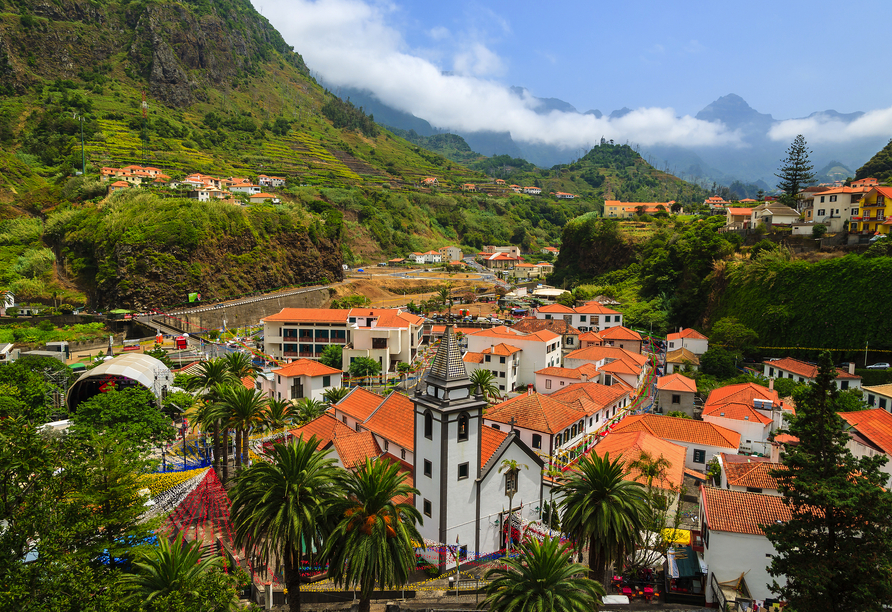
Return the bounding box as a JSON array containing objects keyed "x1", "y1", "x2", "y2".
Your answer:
[{"x1": 775, "y1": 134, "x2": 816, "y2": 205}]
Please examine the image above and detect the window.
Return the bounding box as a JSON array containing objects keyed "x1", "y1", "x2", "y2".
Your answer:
[
  {"x1": 571, "y1": 425, "x2": 577, "y2": 437},
  {"x1": 555, "y1": 433, "x2": 562, "y2": 446},
  {"x1": 383, "y1": 440, "x2": 389, "y2": 451},
  {"x1": 841, "y1": 381, "x2": 849, "y2": 390},
  {"x1": 372, "y1": 338, "x2": 387, "y2": 349},
  {"x1": 401, "y1": 449, "x2": 406, "y2": 460},
  {"x1": 355, "y1": 422, "x2": 361, "y2": 432},
  {"x1": 580, "y1": 315, "x2": 587, "y2": 322},
  {"x1": 769, "y1": 367, "x2": 774, "y2": 376},
  {"x1": 500, "y1": 356, "x2": 506, "y2": 364},
  {"x1": 830, "y1": 195, "x2": 838, "y2": 202},
  {"x1": 424, "y1": 411, "x2": 433, "y2": 439},
  {"x1": 880, "y1": 398, "x2": 888, "y2": 410},
  {"x1": 424, "y1": 460, "x2": 432, "y2": 477},
  {"x1": 746, "y1": 487, "x2": 763, "y2": 493},
  {"x1": 532, "y1": 434, "x2": 542, "y2": 449},
  {"x1": 485, "y1": 355, "x2": 491, "y2": 362},
  {"x1": 491, "y1": 424, "x2": 501, "y2": 430},
  {"x1": 322, "y1": 375, "x2": 331, "y2": 387},
  {"x1": 458, "y1": 462, "x2": 469, "y2": 480},
  {"x1": 423, "y1": 499, "x2": 432, "y2": 517},
  {"x1": 505, "y1": 471, "x2": 517, "y2": 494},
  {"x1": 545, "y1": 379, "x2": 552, "y2": 389},
  {"x1": 693, "y1": 449, "x2": 706, "y2": 464},
  {"x1": 672, "y1": 394, "x2": 681, "y2": 404},
  {"x1": 817, "y1": 209, "x2": 825, "y2": 216},
  {"x1": 458, "y1": 413, "x2": 469, "y2": 442},
  {"x1": 820, "y1": 196, "x2": 825, "y2": 203},
  {"x1": 459, "y1": 545, "x2": 468, "y2": 561},
  {"x1": 499, "y1": 372, "x2": 505, "y2": 378},
  {"x1": 342, "y1": 416, "x2": 347, "y2": 423},
  {"x1": 868, "y1": 394, "x2": 876, "y2": 405}
]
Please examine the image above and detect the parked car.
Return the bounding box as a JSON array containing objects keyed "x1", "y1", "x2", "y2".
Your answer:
[{"x1": 867, "y1": 362, "x2": 891, "y2": 370}]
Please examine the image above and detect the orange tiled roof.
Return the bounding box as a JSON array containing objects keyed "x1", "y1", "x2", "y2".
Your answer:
[
  {"x1": 595, "y1": 431, "x2": 686, "y2": 491},
  {"x1": 466, "y1": 326, "x2": 521, "y2": 339},
  {"x1": 512, "y1": 318, "x2": 581, "y2": 336},
  {"x1": 486, "y1": 392, "x2": 585, "y2": 434},
  {"x1": 657, "y1": 373, "x2": 697, "y2": 393},
  {"x1": 240, "y1": 375, "x2": 255, "y2": 390},
  {"x1": 483, "y1": 343, "x2": 522, "y2": 356},
  {"x1": 578, "y1": 330, "x2": 603, "y2": 343},
  {"x1": 839, "y1": 409, "x2": 892, "y2": 456},
  {"x1": 537, "y1": 304, "x2": 576, "y2": 314},
  {"x1": 565, "y1": 346, "x2": 648, "y2": 367},
  {"x1": 701, "y1": 486, "x2": 790, "y2": 535},
  {"x1": 723, "y1": 458, "x2": 781, "y2": 490},
  {"x1": 333, "y1": 431, "x2": 381, "y2": 469},
  {"x1": 767, "y1": 357, "x2": 860, "y2": 380},
  {"x1": 273, "y1": 358, "x2": 342, "y2": 378},
  {"x1": 702, "y1": 402, "x2": 772, "y2": 425},
  {"x1": 262, "y1": 308, "x2": 351, "y2": 323},
  {"x1": 290, "y1": 413, "x2": 355, "y2": 449},
  {"x1": 550, "y1": 381, "x2": 628, "y2": 410},
  {"x1": 463, "y1": 352, "x2": 486, "y2": 364},
  {"x1": 600, "y1": 359, "x2": 640, "y2": 376},
  {"x1": 334, "y1": 387, "x2": 385, "y2": 422},
  {"x1": 599, "y1": 326, "x2": 642, "y2": 341},
  {"x1": 481, "y1": 426, "x2": 510, "y2": 468},
  {"x1": 535, "y1": 362, "x2": 600, "y2": 380},
  {"x1": 726, "y1": 208, "x2": 754, "y2": 216},
  {"x1": 667, "y1": 328, "x2": 709, "y2": 341},
  {"x1": 666, "y1": 347, "x2": 700, "y2": 366},
  {"x1": 574, "y1": 302, "x2": 621, "y2": 315},
  {"x1": 363, "y1": 392, "x2": 415, "y2": 451},
  {"x1": 613, "y1": 414, "x2": 740, "y2": 449},
  {"x1": 705, "y1": 382, "x2": 779, "y2": 408},
  {"x1": 364, "y1": 309, "x2": 424, "y2": 328}
]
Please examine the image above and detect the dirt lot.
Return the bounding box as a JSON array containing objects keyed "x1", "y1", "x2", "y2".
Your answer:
[{"x1": 331, "y1": 276, "x2": 500, "y2": 313}]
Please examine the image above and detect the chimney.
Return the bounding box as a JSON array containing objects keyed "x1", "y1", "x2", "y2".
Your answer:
[
  {"x1": 768, "y1": 378, "x2": 774, "y2": 391},
  {"x1": 581, "y1": 374, "x2": 588, "y2": 382},
  {"x1": 849, "y1": 361, "x2": 856, "y2": 375},
  {"x1": 527, "y1": 384, "x2": 533, "y2": 396}
]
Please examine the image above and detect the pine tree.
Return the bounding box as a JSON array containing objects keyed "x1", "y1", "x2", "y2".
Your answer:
[
  {"x1": 775, "y1": 134, "x2": 816, "y2": 207},
  {"x1": 764, "y1": 353, "x2": 892, "y2": 611}
]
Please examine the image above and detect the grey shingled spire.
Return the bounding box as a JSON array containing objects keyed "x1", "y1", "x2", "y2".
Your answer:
[{"x1": 428, "y1": 325, "x2": 468, "y2": 383}]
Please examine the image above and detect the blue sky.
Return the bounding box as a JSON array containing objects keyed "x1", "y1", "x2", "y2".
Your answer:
[{"x1": 261, "y1": 0, "x2": 892, "y2": 149}]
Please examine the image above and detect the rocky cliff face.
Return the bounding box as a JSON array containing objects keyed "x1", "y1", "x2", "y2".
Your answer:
[{"x1": 0, "y1": 0, "x2": 308, "y2": 106}]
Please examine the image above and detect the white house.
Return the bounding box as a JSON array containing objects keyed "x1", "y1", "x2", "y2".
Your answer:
[
  {"x1": 839, "y1": 409, "x2": 892, "y2": 485},
  {"x1": 267, "y1": 358, "x2": 342, "y2": 403},
  {"x1": 258, "y1": 175, "x2": 286, "y2": 187},
  {"x1": 413, "y1": 327, "x2": 544, "y2": 570},
  {"x1": 522, "y1": 186, "x2": 542, "y2": 195},
  {"x1": 463, "y1": 342, "x2": 522, "y2": 394},
  {"x1": 750, "y1": 202, "x2": 800, "y2": 226},
  {"x1": 563, "y1": 345, "x2": 649, "y2": 390},
  {"x1": 763, "y1": 357, "x2": 861, "y2": 391},
  {"x1": 666, "y1": 328, "x2": 709, "y2": 355},
  {"x1": 861, "y1": 383, "x2": 892, "y2": 412},
  {"x1": 717, "y1": 453, "x2": 781, "y2": 495},
  {"x1": 701, "y1": 402, "x2": 773, "y2": 455},
  {"x1": 700, "y1": 486, "x2": 790, "y2": 606},
  {"x1": 535, "y1": 301, "x2": 623, "y2": 333},
  {"x1": 534, "y1": 363, "x2": 599, "y2": 393},
  {"x1": 464, "y1": 326, "x2": 562, "y2": 388},
  {"x1": 612, "y1": 414, "x2": 741, "y2": 470},
  {"x1": 421, "y1": 250, "x2": 442, "y2": 264},
  {"x1": 655, "y1": 373, "x2": 698, "y2": 417},
  {"x1": 230, "y1": 183, "x2": 263, "y2": 195},
  {"x1": 665, "y1": 348, "x2": 700, "y2": 374},
  {"x1": 261, "y1": 308, "x2": 351, "y2": 361},
  {"x1": 343, "y1": 308, "x2": 425, "y2": 374},
  {"x1": 249, "y1": 193, "x2": 280, "y2": 204},
  {"x1": 598, "y1": 325, "x2": 643, "y2": 353}
]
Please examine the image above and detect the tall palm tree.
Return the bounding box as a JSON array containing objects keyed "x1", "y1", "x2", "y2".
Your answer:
[
  {"x1": 229, "y1": 437, "x2": 341, "y2": 612},
  {"x1": 223, "y1": 350, "x2": 261, "y2": 380},
  {"x1": 121, "y1": 537, "x2": 227, "y2": 608},
  {"x1": 557, "y1": 452, "x2": 647, "y2": 584},
  {"x1": 289, "y1": 397, "x2": 327, "y2": 426},
  {"x1": 626, "y1": 450, "x2": 672, "y2": 491},
  {"x1": 469, "y1": 368, "x2": 500, "y2": 401},
  {"x1": 479, "y1": 536, "x2": 605, "y2": 612},
  {"x1": 265, "y1": 398, "x2": 293, "y2": 441},
  {"x1": 322, "y1": 458, "x2": 423, "y2": 612},
  {"x1": 322, "y1": 386, "x2": 350, "y2": 406},
  {"x1": 217, "y1": 385, "x2": 268, "y2": 473},
  {"x1": 184, "y1": 359, "x2": 238, "y2": 478},
  {"x1": 498, "y1": 459, "x2": 527, "y2": 554}
]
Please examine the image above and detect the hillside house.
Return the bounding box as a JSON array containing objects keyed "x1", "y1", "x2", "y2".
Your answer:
[
  {"x1": 598, "y1": 325, "x2": 643, "y2": 353},
  {"x1": 563, "y1": 345, "x2": 648, "y2": 390},
  {"x1": 665, "y1": 348, "x2": 700, "y2": 374},
  {"x1": 541, "y1": 246, "x2": 560, "y2": 256},
  {"x1": 512, "y1": 262, "x2": 541, "y2": 280},
  {"x1": 656, "y1": 373, "x2": 698, "y2": 417},
  {"x1": 230, "y1": 182, "x2": 263, "y2": 195},
  {"x1": 852, "y1": 177, "x2": 879, "y2": 188},
  {"x1": 523, "y1": 186, "x2": 542, "y2": 195},
  {"x1": 342, "y1": 308, "x2": 425, "y2": 374},
  {"x1": 554, "y1": 192, "x2": 576, "y2": 199},
  {"x1": 716, "y1": 453, "x2": 780, "y2": 495},
  {"x1": 750, "y1": 202, "x2": 800, "y2": 226},
  {"x1": 535, "y1": 301, "x2": 623, "y2": 333},
  {"x1": 667, "y1": 328, "x2": 709, "y2": 356},
  {"x1": 461, "y1": 183, "x2": 476, "y2": 191},
  {"x1": 839, "y1": 409, "x2": 892, "y2": 485},
  {"x1": 480, "y1": 252, "x2": 517, "y2": 270},
  {"x1": 763, "y1": 357, "x2": 861, "y2": 390},
  {"x1": 421, "y1": 177, "x2": 439, "y2": 187},
  {"x1": 249, "y1": 193, "x2": 280, "y2": 204},
  {"x1": 109, "y1": 180, "x2": 130, "y2": 193},
  {"x1": 258, "y1": 175, "x2": 286, "y2": 187},
  {"x1": 724, "y1": 207, "x2": 753, "y2": 229},
  {"x1": 263, "y1": 358, "x2": 342, "y2": 402},
  {"x1": 852, "y1": 186, "x2": 892, "y2": 236},
  {"x1": 534, "y1": 362, "x2": 600, "y2": 392},
  {"x1": 604, "y1": 200, "x2": 672, "y2": 218},
  {"x1": 464, "y1": 326, "x2": 562, "y2": 388}
]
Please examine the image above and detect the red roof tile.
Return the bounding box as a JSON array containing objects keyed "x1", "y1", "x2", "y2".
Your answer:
[
  {"x1": 839, "y1": 409, "x2": 892, "y2": 456},
  {"x1": 665, "y1": 348, "x2": 700, "y2": 366},
  {"x1": 537, "y1": 304, "x2": 576, "y2": 314},
  {"x1": 363, "y1": 392, "x2": 415, "y2": 451},
  {"x1": 273, "y1": 358, "x2": 342, "y2": 378},
  {"x1": 613, "y1": 414, "x2": 740, "y2": 449},
  {"x1": 667, "y1": 328, "x2": 709, "y2": 341},
  {"x1": 766, "y1": 357, "x2": 860, "y2": 380},
  {"x1": 600, "y1": 359, "x2": 640, "y2": 376},
  {"x1": 574, "y1": 302, "x2": 620, "y2": 315},
  {"x1": 486, "y1": 392, "x2": 586, "y2": 434},
  {"x1": 703, "y1": 402, "x2": 772, "y2": 425},
  {"x1": 463, "y1": 352, "x2": 485, "y2": 364},
  {"x1": 723, "y1": 459, "x2": 781, "y2": 490},
  {"x1": 594, "y1": 431, "x2": 686, "y2": 491},
  {"x1": 656, "y1": 373, "x2": 697, "y2": 393},
  {"x1": 334, "y1": 387, "x2": 385, "y2": 422},
  {"x1": 535, "y1": 363, "x2": 600, "y2": 380},
  {"x1": 512, "y1": 318, "x2": 581, "y2": 336},
  {"x1": 240, "y1": 375, "x2": 255, "y2": 390},
  {"x1": 483, "y1": 343, "x2": 522, "y2": 356},
  {"x1": 290, "y1": 413, "x2": 355, "y2": 449},
  {"x1": 705, "y1": 382, "x2": 779, "y2": 409},
  {"x1": 481, "y1": 426, "x2": 509, "y2": 468},
  {"x1": 550, "y1": 382, "x2": 629, "y2": 411},
  {"x1": 599, "y1": 326, "x2": 642, "y2": 341},
  {"x1": 565, "y1": 345, "x2": 648, "y2": 367},
  {"x1": 333, "y1": 431, "x2": 381, "y2": 469},
  {"x1": 262, "y1": 308, "x2": 351, "y2": 323},
  {"x1": 701, "y1": 486, "x2": 790, "y2": 535}
]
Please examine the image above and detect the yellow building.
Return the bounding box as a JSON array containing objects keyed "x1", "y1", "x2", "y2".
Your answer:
[{"x1": 853, "y1": 187, "x2": 892, "y2": 236}]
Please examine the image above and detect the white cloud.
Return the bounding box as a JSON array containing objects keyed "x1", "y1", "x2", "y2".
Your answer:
[
  {"x1": 264, "y1": 0, "x2": 742, "y2": 148},
  {"x1": 769, "y1": 107, "x2": 892, "y2": 144},
  {"x1": 427, "y1": 26, "x2": 450, "y2": 41}
]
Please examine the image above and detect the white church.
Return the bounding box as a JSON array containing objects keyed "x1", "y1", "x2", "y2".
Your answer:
[{"x1": 413, "y1": 326, "x2": 545, "y2": 569}]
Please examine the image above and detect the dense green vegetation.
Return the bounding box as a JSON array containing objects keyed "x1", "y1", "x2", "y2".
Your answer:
[{"x1": 856, "y1": 137, "x2": 892, "y2": 181}]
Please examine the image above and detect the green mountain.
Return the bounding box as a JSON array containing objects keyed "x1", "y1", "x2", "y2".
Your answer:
[
  {"x1": 856, "y1": 139, "x2": 892, "y2": 181},
  {"x1": 0, "y1": 0, "x2": 718, "y2": 310}
]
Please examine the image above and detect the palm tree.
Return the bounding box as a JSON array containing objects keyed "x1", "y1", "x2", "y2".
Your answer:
[
  {"x1": 289, "y1": 397, "x2": 327, "y2": 426},
  {"x1": 469, "y1": 368, "x2": 500, "y2": 401},
  {"x1": 265, "y1": 398, "x2": 293, "y2": 441},
  {"x1": 395, "y1": 361, "x2": 412, "y2": 390},
  {"x1": 479, "y1": 536, "x2": 605, "y2": 612},
  {"x1": 183, "y1": 359, "x2": 238, "y2": 478},
  {"x1": 626, "y1": 450, "x2": 672, "y2": 491},
  {"x1": 217, "y1": 385, "x2": 268, "y2": 473},
  {"x1": 557, "y1": 452, "x2": 647, "y2": 584},
  {"x1": 223, "y1": 350, "x2": 261, "y2": 380},
  {"x1": 322, "y1": 458, "x2": 423, "y2": 612},
  {"x1": 322, "y1": 386, "x2": 350, "y2": 406},
  {"x1": 121, "y1": 537, "x2": 226, "y2": 608},
  {"x1": 229, "y1": 437, "x2": 341, "y2": 612},
  {"x1": 542, "y1": 464, "x2": 564, "y2": 529},
  {"x1": 498, "y1": 459, "x2": 528, "y2": 554}
]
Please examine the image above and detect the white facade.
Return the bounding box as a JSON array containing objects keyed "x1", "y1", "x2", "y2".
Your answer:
[
  {"x1": 702, "y1": 528, "x2": 781, "y2": 604},
  {"x1": 763, "y1": 359, "x2": 861, "y2": 391},
  {"x1": 702, "y1": 414, "x2": 770, "y2": 455},
  {"x1": 666, "y1": 331, "x2": 709, "y2": 355},
  {"x1": 230, "y1": 184, "x2": 262, "y2": 195},
  {"x1": 343, "y1": 312, "x2": 425, "y2": 373},
  {"x1": 271, "y1": 370, "x2": 341, "y2": 403},
  {"x1": 465, "y1": 330, "x2": 562, "y2": 388}
]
